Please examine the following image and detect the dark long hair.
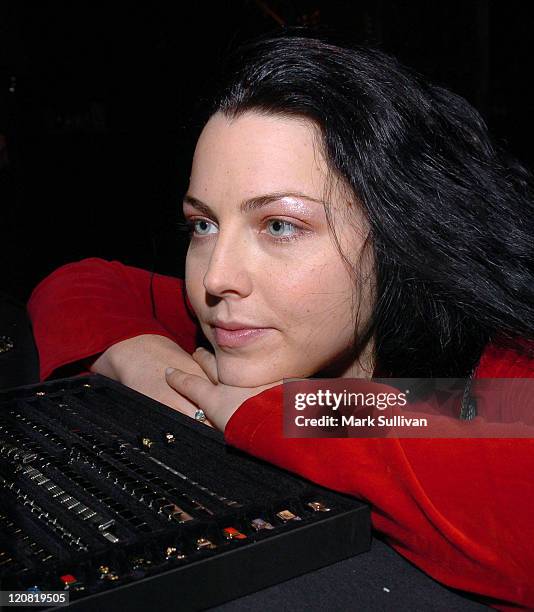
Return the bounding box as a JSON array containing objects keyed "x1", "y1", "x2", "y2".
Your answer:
[{"x1": 201, "y1": 28, "x2": 534, "y2": 378}]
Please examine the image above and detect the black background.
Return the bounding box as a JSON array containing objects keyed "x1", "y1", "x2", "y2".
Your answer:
[{"x1": 1, "y1": 0, "x2": 533, "y2": 301}]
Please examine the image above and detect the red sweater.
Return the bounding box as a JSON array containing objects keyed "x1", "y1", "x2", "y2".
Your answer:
[{"x1": 28, "y1": 258, "x2": 534, "y2": 610}]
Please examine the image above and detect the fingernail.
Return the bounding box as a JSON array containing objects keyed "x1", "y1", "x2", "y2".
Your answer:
[{"x1": 165, "y1": 367, "x2": 176, "y2": 376}]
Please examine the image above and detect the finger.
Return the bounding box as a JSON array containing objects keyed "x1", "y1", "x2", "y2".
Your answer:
[
  {"x1": 165, "y1": 367, "x2": 216, "y2": 418},
  {"x1": 192, "y1": 348, "x2": 219, "y2": 384},
  {"x1": 159, "y1": 379, "x2": 214, "y2": 427},
  {"x1": 164, "y1": 367, "x2": 215, "y2": 427},
  {"x1": 160, "y1": 390, "x2": 214, "y2": 428}
]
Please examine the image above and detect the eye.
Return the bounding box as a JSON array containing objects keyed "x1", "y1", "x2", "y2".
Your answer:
[
  {"x1": 190, "y1": 219, "x2": 218, "y2": 236},
  {"x1": 180, "y1": 216, "x2": 307, "y2": 244},
  {"x1": 265, "y1": 219, "x2": 298, "y2": 240}
]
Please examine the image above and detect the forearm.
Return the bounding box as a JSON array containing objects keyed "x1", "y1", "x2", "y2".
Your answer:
[
  {"x1": 224, "y1": 388, "x2": 534, "y2": 610},
  {"x1": 27, "y1": 258, "x2": 199, "y2": 380}
]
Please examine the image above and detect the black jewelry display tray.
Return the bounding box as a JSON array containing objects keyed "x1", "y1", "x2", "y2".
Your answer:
[{"x1": 0, "y1": 374, "x2": 371, "y2": 611}]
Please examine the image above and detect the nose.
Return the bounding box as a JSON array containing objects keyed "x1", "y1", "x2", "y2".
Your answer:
[{"x1": 202, "y1": 230, "x2": 253, "y2": 298}]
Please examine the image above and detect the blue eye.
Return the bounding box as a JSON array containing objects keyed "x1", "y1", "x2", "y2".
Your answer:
[
  {"x1": 266, "y1": 219, "x2": 298, "y2": 239},
  {"x1": 182, "y1": 217, "x2": 304, "y2": 244},
  {"x1": 192, "y1": 219, "x2": 217, "y2": 236}
]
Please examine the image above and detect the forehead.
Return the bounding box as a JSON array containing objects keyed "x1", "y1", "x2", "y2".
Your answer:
[{"x1": 189, "y1": 111, "x2": 329, "y2": 201}]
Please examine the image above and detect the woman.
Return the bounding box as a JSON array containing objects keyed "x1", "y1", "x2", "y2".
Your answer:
[{"x1": 28, "y1": 31, "x2": 534, "y2": 609}]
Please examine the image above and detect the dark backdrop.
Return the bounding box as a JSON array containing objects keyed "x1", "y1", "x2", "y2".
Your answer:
[{"x1": 1, "y1": 0, "x2": 533, "y2": 301}]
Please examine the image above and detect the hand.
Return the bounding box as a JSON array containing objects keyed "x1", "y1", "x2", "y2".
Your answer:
[
  {"x1": 90, "y1": 334, "x2": 215, "y2": 426},
  {"x1": 165, "y1": 348, "x2": 282, "y2": 431}
]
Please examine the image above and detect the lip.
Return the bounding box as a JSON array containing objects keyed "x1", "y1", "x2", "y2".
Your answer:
[
  {"x1": 212, "y1": 325, "x2": 272, "y2": 348},
  {"x1": 210, "y1": 320, "x2": 264, "y2": 331}
]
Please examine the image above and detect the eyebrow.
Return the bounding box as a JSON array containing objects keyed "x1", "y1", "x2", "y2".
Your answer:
[{"x1": 182, "y1": 191, "x2": 325, "y2": 216}]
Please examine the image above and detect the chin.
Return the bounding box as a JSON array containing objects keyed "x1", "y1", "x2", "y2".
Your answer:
[
  {"x1": 214, "y1": 352, "x2": 309, "y2": 387},
  {"x1": 216, "y1": 360, "x2": 279, "y2": 387}
]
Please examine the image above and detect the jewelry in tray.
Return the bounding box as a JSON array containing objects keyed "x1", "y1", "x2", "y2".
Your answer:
[{"x1": 0, "y1": 376, "x2": 347, "y2": 605}]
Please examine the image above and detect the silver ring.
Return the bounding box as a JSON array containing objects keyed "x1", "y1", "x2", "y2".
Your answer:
[{"x1": 194, "y1": 409, "x2": 207, "y2": 423}]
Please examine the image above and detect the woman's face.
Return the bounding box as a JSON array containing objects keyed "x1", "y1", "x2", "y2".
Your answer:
[{"x1": 184, "y1": 111, "x2": 373, "y2": 386}]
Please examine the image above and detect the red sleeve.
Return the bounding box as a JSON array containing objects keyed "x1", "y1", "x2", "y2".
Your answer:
[
  {"x1": 225, "y1": 349, "x2": 534, "y2": 611},
  {"x1": 27, "y1": 257, "x2": 200, "y2": 381}
]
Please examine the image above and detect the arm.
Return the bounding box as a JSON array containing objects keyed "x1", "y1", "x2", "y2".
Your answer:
[
  {"x1": 27, "y1": 257, "x2": 201, "y2": 381},
  {"x1": 222, "y1": 363, "x2": 534, "y2": 611},
  {"x1": 27, "y1": 258, "x2": 209, "y2": 418},
  {"x1": 224, "y1": 386, "x2": 534, "y2": 611}
]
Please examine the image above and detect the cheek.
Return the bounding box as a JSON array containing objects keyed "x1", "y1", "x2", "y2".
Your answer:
[
  {"x1": 184, "y1": 251, "x2": 207, "y2": 309},
  {"x1": 274, "y1": 261, "x2": 354, "y2": 330}
]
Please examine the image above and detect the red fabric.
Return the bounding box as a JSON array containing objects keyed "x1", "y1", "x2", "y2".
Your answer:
[
  {"x1": 28, "y1": 257, "x2": 534, "y2": 610},
  {"x1": 28, "y1": 257, "x2": 199, "y2": 380}
]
